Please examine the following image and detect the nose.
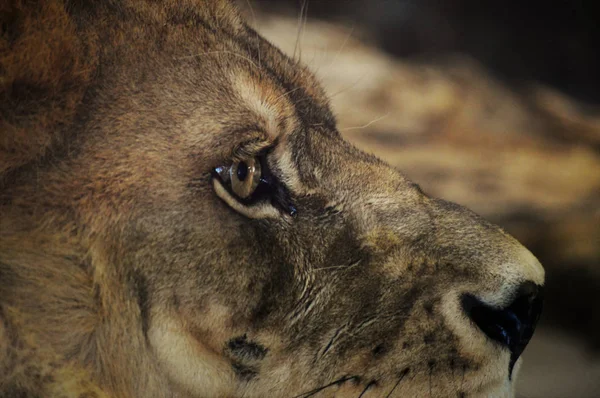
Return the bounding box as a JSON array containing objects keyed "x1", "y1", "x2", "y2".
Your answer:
[{"x1": 461, "y1": 282, "x2": 543, "y2": 376}]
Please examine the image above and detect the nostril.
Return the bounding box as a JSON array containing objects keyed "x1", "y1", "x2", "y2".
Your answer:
[{"x1": 461, "y1": 282, "x2": 543, "y2": 377}]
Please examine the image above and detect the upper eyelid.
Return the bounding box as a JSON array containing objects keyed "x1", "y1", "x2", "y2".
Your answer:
[
  {"x1": 231, "y1": 139, "x2": 271, "y2": 160},
  {"x1": 231, "y1": 136, "x2": 282, "y2": 162}
]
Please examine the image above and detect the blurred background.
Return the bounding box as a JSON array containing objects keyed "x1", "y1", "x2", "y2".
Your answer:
[{"x1": 241, "y1": 1, "x2": 600, "y2": 396}]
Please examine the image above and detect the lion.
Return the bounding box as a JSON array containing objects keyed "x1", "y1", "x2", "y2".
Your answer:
[{"x1": 0, "y1": 1, "x2": 544, "y2": 397}]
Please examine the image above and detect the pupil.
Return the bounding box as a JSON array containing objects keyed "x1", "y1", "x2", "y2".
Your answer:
[{"x1": 237, "y1": 161, "x2": 248, "y2": 181}]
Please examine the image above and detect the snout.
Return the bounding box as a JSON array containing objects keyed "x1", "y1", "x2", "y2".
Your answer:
[
  {"x1": 461, "y1": 281, "x2": 543, "y2": 376},
  {"x1": 424, "y1": 198, "x2": 545, "y2": 383}
]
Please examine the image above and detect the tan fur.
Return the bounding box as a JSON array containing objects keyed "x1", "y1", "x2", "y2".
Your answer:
[{"x1": 1, "y1": 1, "x2": 544, "y2": 397}]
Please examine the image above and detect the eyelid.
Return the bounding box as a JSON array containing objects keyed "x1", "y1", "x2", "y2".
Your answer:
[
  {"x1": 212, "y1": 179, "x2": 281, "y2": 219},
  {"x1": 212, "y1": 136, "x2": 297, "y2": 217},
  {"x1": 231, "y1": 137, "x2": 274, "y2": 162}
]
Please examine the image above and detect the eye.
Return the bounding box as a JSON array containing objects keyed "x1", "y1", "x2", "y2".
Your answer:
[
  {"x1": 213, "y1": 156, "x2": 264, "y2": 201},
  {"x1": 230, "y1": 158, "x2": 261, "y2": 199},
  {"x1": 212, "y1": 150, "x2": 297, "y2": 218}
]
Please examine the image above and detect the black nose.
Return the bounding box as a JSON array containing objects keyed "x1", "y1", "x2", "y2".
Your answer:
[{"x1": 461, "y1": 282, "x2": 543, "y2": 377}]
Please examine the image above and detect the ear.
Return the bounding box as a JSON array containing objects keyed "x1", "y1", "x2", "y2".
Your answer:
[{"x1": 0, "y1": 0, "x2": 97, "y2": 178}]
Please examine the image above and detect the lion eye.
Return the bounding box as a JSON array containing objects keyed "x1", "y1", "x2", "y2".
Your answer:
[
  {"x1": 213, "y1": 152, "x2": 297, "y2": 217},
  {"x1": 229, "y1": 158, "x2": 261, "y2": 199}
]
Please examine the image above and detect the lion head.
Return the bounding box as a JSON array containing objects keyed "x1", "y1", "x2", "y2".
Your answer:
[{"x1": 0, "y1": 1, "x2": 544, "y2": 397}]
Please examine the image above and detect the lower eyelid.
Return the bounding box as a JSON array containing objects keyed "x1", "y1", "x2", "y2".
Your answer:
[{"x1": 212, "y1": 178, "x2": 281, "y2": 219}]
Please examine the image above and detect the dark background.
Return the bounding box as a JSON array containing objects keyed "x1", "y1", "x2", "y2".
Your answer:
[{"x1": 256, "y1": 0, "x2": 600, "y2": 104}]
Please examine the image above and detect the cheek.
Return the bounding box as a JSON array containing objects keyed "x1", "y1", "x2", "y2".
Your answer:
[
  {"x1": 154, "y1": 223, "x2": 290, "y2": 322},
  {"x1": 148, "y1": 311, "x2": 237, "y2": 397}
]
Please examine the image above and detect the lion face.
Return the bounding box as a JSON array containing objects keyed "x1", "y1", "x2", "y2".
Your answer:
[{"x1": 0, "y1": 1, "x2": 544, "y2": 397}]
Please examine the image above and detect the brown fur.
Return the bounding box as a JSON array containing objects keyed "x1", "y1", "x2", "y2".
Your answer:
[
  {"x1": 0, "y1": 0, "x2": 97, "y2": 179},
  {"x1": 0, "y1": 1, "x2": 544, "y2": 397}
]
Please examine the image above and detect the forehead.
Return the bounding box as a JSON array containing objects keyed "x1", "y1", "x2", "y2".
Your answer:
[
  {"x1": 83, "y1": 1, "x2": 396, "y2": 197},
  {"x1": 170, "y1": 10, "x2": 358, "y2": 179},
  {"x1": 182, "y1": 7, "x2": 337, "y2": 137}
]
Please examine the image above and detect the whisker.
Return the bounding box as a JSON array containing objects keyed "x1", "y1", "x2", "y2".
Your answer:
[
  {"x1": 327, "y1": 72, "x2": 367, "y2": 99},
  {"x1": 293, "y1": 375, "x2": 357, "y2": 398},
  {"x1": 385, "y1": 368, "x2": 410, "y2": 398},
  {"x1": 300, "y1": 0, "x2": 309, "y2": 61},
  {"x1": 429, "y1": 365, "x2": 433, "y2": 397},
  {"x1": 308, "y1": 24, "x2": 355, "y2": 79},
  {"x1": 317, "y1": 335, "x2": 341, "y2": 363},
  {"x1": 293, "y1": 0, "x2": 309, "y2": 61},
  {"x1": 178, "y1": 50, "x2": 259, "y2": 71},
  {"x1": 314, "y1": 259, "x2": 361, "y2": 272},
  {"x1": 244, "y1": 0, "x2": 261, "y2": 68},
  {"x1": 293, "y1": 0, "x2": 305, "y2": 61},
  {"x1": 427, "y1": 361, "x2": 437, "y2": 397},
  {"x1": 358, "y1": 381, "x2": 376, "y2": 398},
  {"x1": 340, "y1": 112, "x2": 391, "y2": 132},
  {"x1": 274, "y1": 87, "x2": 303, "y2": 104},
  {"x1": 326, "y1": 25, "x2": 355, "y2": 75}
]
